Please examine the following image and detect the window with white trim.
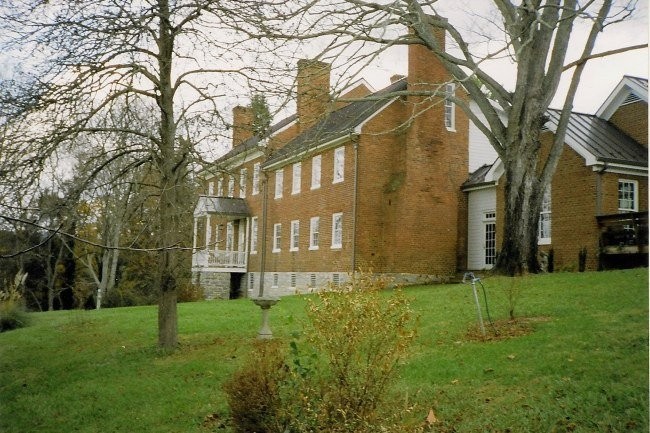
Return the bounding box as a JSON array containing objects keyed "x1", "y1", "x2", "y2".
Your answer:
[
  {"x1": 538, "y1": 188, "x2": 552, "y2": 245},
  {"x1": 290, "y1": 220, "x2": 300, "y2": 251},
  {"x1": 208, "y1": 181, "x2": 214, "y2": 195},
  {"x1": 273, "y1": 223, "x2": 282, "y2": 252},
  {"x1": 275, "y1": 169, "x2": 283, "y2": 199},
  {"x1": 250, "y1": 217, "x2": 258, "y2": 254},
  {"x1": 226, "y1": 222, "x2": 234, "y2": 251},
  {"x1": 444, "y1": 83, "x2": 456, "y2": 131},
  {"x1": 311, "y1": 155, "x2": 321, "y2": 189},
  {"x1": 331, "y1": 212, "x2": 343, "y2": 249},
  {"x1": 309, "y1": 216, "x2": 319, "y2": 250},
  {"x1": 217, "y1": 178, "x2": 223, "y2": 196},
  {"x1": 292, "y1": 162, "x2": 301, "y2": 194},
  {"x1": 272, "y1": 273, "x2": 279, "y2": 288},
  {"x1": 618, "y1": 179, "x2": 638, "y2": 212},
  {"x1": 227, "y1": 176, "x2": 235, "y2": 197},
  {"x1": 333, "y1": 147, "x2": 344, "y2": 183},
  {"x1": 484, "y1": 212, "x2": 496, "y2": 266},
  {"x1": 252, "y1": 162, "x2": 260, "y2": 195},
  {"x1": 290, "y1": 273, "x2": 297, "y2": 288},
  {"x1": 239, "y1": 168, "x2": 247, "y2": 198}
]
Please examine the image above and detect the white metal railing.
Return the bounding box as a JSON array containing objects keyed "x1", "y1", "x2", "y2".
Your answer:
[{"x1": 192, "y1": 249, "x2": 247, "y2": 269}]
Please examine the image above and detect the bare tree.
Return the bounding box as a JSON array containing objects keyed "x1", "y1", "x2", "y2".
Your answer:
[
  {"x1": 0, "y1": 0, "x2": 283, "y2": 349},
  {"x1": 248, "y1": 0, "x2": 642, "y2": 275}
]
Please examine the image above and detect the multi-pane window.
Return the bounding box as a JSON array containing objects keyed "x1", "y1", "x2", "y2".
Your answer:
[
  {"x1": 227, "y1": 176, "x2": 235, "y2": 197},
  {"x1": 618, "y1": 180, "x2": 638, "y2": 212},
  {"x1": 484, "y1": 211, "x2": 496, "y2": 266},
  {"x1": 208, "y1": 181, "x2": 214, "y2": 195},
  {"x1": 538, "y1": 188, "x2": 552, "y2": 244},
  {"x1": 444, "y1": 83, "x2": 456, "y2": 131},
  {"x1": 290, "y1": 220, "x2": 300, "y2": 251},
  {"x1": 217, "y1": 178, "x2": 223, "y2": 196},
  {"x1": 331, "y1": 212, "x2": 343, "y2": 248},
  {"x1": 275, "y1": 169, "x2": 283, "y2": 199},
  {"x1": 250, "y1": 217, "x2": 258, "y2": 254},
  {"x1": 226, "y1": 222, "x2": 234, "y2": 251},
  {"x1": 311, "y1": 155, "x2": 321, "y2": 189},
  {"x1": 333, "y1": 147, "x2": 345, "y2": 183},
  {"x1": 309, "y1": 216, "x2": 320, "y2": 250},
  {"x1": 273, "y1": 223, "x2": 282, "y2": 252},
  {"x1": 252, "y1": 162, "x2": 260, "y2": 195},
  {"x1": 292, "y1": 162, "x2": 301, "y2": 194},
  {"x1": 239, "y1": 168, "x2": 247, "y2": 198}
]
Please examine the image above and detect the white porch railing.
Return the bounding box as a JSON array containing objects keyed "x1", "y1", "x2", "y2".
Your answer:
[{"x1": 192, "y1": 249, "x2": 247, "y2": 269}]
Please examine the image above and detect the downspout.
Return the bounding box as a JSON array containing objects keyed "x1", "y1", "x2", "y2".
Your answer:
[
  {"x1": 258, "y1": 172, "x2": 269, "y2": 298},
  {"x1": 351, "y1": 139, "x2": 359, "y2": 279}
]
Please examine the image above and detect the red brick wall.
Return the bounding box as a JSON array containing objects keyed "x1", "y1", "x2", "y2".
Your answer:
[{"x1": 609, "y1": 101, "x2": 648, "y2": 147}]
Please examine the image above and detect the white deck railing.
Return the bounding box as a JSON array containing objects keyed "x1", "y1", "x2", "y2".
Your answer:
[{"x1": 192, "y1": 249, "x2": 247, "y2": 269}]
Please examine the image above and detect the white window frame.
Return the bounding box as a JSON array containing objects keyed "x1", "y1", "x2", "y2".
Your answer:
[
  {"x1": 538, "y1": 188, "x2": 552, "y2": 245},
  {"x1": 290, "y1": 220, "x2": 300, "y2": 252},
  {"x1": 309, "y1": 216, "x2": 320, "y2": 250},
  {"x1": 208, "y1": 181, "x2": 214, "y2": 195},
  {"x1": 252, "y1": 162, "x2": 260, "y2": 195},
  {"x1": 275, "y1": 169, "x2": 283, "y2": 199},
  {"x1": 217, "y1": 178, "x2": 223, "y2": 196},
  {"x1": 311, "y1": 155, "x2": 321, "y2": 190},
  {"x1": 272, "y1": 223, "x2": 282, "y2": 252},
  {"x1": 292, "y1": 162, "x2": 301, "y2": 195},
  {"x1": 226, "y1": 222, "x2": 234, "y2": 251},
  {"x1": 239, "y1": 168, "x2": 247, "y2": 198},
  {"x1": 618, "y1": 179, "x2": 638, "y2": 212},
  {"x1": 272, "y1": 273, "x2": 279, "y2": 288},
  {"x1": 331, "y1": 212, "x2": 343, "y2": 249},
  {"x1": 227, "y1": 176, "x2": 235, "y2": 197},
  {"x1": 333, "y1": 147, "x2": 345, "y2": 184},
  {"x1": 250, "y1": 217, "x2": 258, "y2": 254},
  {"x1": 483, "y1": 211, "x2": 497, "y2": 266},
  {"x1": 444, "y1": 83, "x2": 456, "y2": 131}
]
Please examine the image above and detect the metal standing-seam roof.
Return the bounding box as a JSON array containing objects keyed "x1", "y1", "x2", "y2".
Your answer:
[
  {"x1": 262, "y1": 78, "x2": 408, "y2": 168},
  {"x1": 546, "y1": 109, "x2": 647, "y2": 167},
  {"x1": 193, "y1": 196, "x2": 250, "y2": 217}
]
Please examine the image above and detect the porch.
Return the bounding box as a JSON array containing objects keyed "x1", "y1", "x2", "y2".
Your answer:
[{"x1": 597, "y1": 211, "x2": 648, "y2": 269}]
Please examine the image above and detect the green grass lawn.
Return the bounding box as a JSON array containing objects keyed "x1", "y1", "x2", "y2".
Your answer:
[{"x1": 1, "y1": 269, "x2": 648, "y2": 432}]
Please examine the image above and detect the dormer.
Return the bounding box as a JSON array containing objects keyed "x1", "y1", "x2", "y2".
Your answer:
[{"x1": 596, "y1": 76, "x2": 648, "y2": 147}]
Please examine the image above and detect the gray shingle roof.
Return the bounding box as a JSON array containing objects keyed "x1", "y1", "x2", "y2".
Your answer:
[
  {"x1": 263, "y1": 78, "x2": 408, "y2": 168},
  {"x1": 462, "y1": 163, "x2": 494, "y2": 189},
  {"x1": 194, "y1": 196, "x2": 250, "y2": 217},
  {"x1": 547, "y1": 109, "x2": 647, "y2": 166}
]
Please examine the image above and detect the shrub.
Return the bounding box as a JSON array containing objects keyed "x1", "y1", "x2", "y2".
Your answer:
[
  {"x1": 0, "y1": 286, "x2": 30, "y2": 332},
  {"x1": 222, "y1": 339, "x2": 290, "y2": 433},
  {"x1": 225, "y1": 273, "x2": 420, "y2": 433}
]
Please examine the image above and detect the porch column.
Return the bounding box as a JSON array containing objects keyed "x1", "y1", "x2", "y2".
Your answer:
[
  {"x1": 205, "y1": 215, "x2": 212, "y2": 250},
  {"x1": 192, "y1": 216, "x2": 199, "y2": 251}
]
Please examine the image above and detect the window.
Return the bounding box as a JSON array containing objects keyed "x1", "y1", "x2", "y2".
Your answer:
[
  {"x1": 309, "y1": 216, "x2": 320, "y2": 250},
  {"x1": 252, "y1": 162, "x2": 260, "y2": 195},
  {"x1": 290, "y1": 220, "x2": 300, "y2": 251},
  {"x1": 217, "y1": 178, "x2": 223, "y2": 196},
  {"x1": 444, "y1": 83, "x2": 456, "y2": 131},
  {"x1": 250, "y1": 217, "x2": 258, "y2": 254},
  {"x1": 292, "y1": 162, "x2": 301, "y2": 195},
  {"x1": 311, "y1": 155, "x2": 321, "y2": 189},
  {"x1": 484, "y1": 211, "x2": 496, "y2": 266},
  {"x1": 290, "y1": 273, "x2": 297, "y2": 288},
  {"x1": 249, "y1": 273, "x2": 255, "y2": 291},
  {"x1": 208, "y1": 181, "x2": 214, "y2": 195},
  {"x1": 273, "y1": 223, "x2": 282, "y2": 252},
  {"x1": 275, "y1": 169, "x2": 283, "y2": 199},
  {"x1": 226, "y1": 222, "x2": 234, "y2": 251},
  {"x1": 310, "y1": 274, "x2": 317, "y2": 288},
  {"x1": 333, "y1": 147, "x2": 344, "y2": 183},
  {"x1": 332, "y1": 273, "x2": 340, "y2": 286},
  {"x1": 618, "y1": 180, "x2": 638, "y2": 212},
  {"x1": 239, "y1": 168, "x2": 247, "y2": 198},
  {"x1": 331, "y1": 213, "x2": 343, "y2": 248},
  {"x1": 215, "y1": 224, "x2": 223, "y2": 247},
  {"x1": 538, "y1": 188, "x2": 552, "y2": 244},
  {"x1": 272, "y1": 273, "x2": 279, "y2": 288},
  {"x1": 228, "y1": 176, "x2": 235, "y2": 197}
]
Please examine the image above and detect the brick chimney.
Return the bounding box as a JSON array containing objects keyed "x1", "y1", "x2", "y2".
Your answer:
[
  {"x1": 296, "y1": 59, "x2": 331, "y2": 131},
  {"x1": 232, "y1": 105, "x2": 254, "y2": 147}
]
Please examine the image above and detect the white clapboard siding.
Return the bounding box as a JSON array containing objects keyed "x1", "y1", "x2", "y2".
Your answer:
[{"x1": 468, "y1": 102, "x2": 500, "y2": 173}]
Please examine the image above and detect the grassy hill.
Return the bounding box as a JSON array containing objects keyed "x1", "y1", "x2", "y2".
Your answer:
[{"x1": 1, "y1": 269, "x2": 648, "y2": 432}]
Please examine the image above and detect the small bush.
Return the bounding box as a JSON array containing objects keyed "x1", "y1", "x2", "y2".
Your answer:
[
  {"x1": 578, "y1": 247, "x2": 588, "y2": 272},
  {"x1": 0, "y1": 286, "x2": 30, "y2": 332},
  {"x1": 223, "y1": 339, "x2": 290, "y2": 433}
]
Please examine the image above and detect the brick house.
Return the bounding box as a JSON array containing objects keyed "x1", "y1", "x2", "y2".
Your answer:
[
  {"x1": 191, "y1": 29, "x2": 472, "y2": 299},
  {"x1": 463, "y1": 76, "x2": 648, "y2": 272}
]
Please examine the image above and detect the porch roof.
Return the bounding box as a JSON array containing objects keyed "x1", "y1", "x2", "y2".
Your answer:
[{"x1": 194, "y1": 196, "x2": 250, "y2": 218}]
